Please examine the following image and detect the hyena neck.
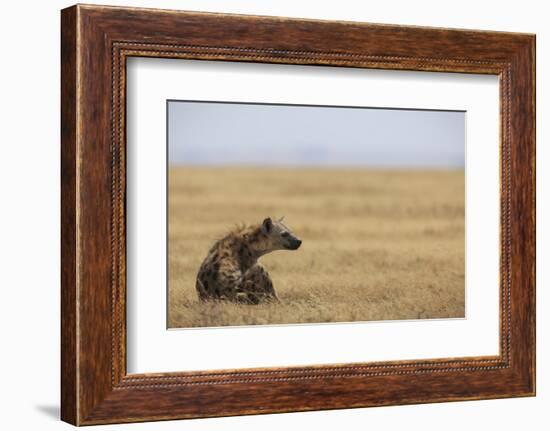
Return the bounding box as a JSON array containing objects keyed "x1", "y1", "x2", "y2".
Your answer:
[
  {"x1": 234, "y1": 242, "x2": 260, "y2": 272},
  {"x1": 234, "y1": 226, "x2": 269, "y2": 271}
]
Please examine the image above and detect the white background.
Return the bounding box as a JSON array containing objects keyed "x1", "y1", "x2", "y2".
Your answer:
[
  {"x1": 0, "y1": 0, "x2": 547, "y2": 430},
  {"x1": 127, "y1": 59, "x2": 499, "y2": 373}
]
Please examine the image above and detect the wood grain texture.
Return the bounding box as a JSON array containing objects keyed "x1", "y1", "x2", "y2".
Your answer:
[
  {"x1": 60, "y1": 5, "x2": 78, "y2": 425},
  {"x1": 60, "y1": 4, "x2": 536, "y2": 425}
]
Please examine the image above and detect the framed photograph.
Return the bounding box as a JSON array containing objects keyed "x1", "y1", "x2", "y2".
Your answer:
[{"x1": 61, "y1": 4, "x2": 535, "y2": 425}]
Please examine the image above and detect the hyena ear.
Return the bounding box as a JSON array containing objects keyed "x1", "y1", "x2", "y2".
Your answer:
[{"x1": 262, "y1": 217, "x2": 273, "y2": 233}]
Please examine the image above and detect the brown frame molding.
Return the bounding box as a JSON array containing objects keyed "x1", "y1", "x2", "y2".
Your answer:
[{"x1": 61, "y1": 4, "x2": 535, "y2": 425}]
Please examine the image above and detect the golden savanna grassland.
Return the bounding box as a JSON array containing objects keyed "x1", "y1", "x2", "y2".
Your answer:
[{"x1": 168, "y1": 167, "x2": 465, "y2": 328}]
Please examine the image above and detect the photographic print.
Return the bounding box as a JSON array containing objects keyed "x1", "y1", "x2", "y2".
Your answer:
[
  {"x1": 167, "y1": 100, "x2": 465, "y2": 329},
  {"x1": 61, "y1": 6, "x2": 536, "y2": 423}
]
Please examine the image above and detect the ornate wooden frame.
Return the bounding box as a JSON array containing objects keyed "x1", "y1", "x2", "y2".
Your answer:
[{"x1": 61, "y1": 4, "x2": 536, "y2": 425}]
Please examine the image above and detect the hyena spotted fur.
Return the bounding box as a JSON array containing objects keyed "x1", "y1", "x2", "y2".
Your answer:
[{"x1": 196, "y1": 217, "x2": 302, "y2": 304}]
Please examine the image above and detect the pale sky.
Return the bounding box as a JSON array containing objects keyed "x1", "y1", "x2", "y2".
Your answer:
[{"x1": 168, "y1": 101, "x2": 465, "y2": 168}]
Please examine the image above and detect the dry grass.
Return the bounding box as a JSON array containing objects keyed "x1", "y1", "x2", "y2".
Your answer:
[{"x1": 168, "y1": 166, "x2": 465, "y2": 328}]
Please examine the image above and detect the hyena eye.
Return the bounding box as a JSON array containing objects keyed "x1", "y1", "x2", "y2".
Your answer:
[{"x1": 281, "y1": 232, "x2": 290, "y2": 238}]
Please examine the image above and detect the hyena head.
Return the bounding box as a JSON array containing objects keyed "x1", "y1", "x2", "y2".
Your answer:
[{"x1": 255, "y1": 217, "x2": 302, "y2": 253}]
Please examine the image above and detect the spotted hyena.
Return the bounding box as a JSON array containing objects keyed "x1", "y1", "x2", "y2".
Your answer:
[{"x1": 196, "y1": 217, "x2": 302, "y2": 304}]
